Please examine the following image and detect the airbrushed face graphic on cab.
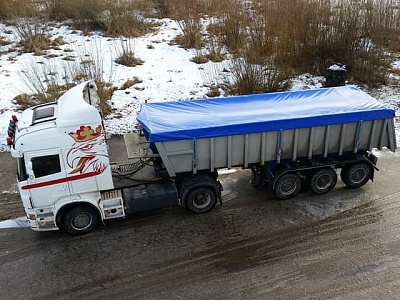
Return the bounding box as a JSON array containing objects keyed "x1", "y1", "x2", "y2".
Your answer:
[{"x1": 67, "y1": 125, "x2": 109, "y2": 175}]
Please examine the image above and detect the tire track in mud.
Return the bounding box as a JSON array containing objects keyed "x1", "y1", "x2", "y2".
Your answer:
[
  {"x1": 34, "y1": 190, "x2": 400, "y2": 300},
  {"x1": 154, "y1": 189, "x2": 400, "y2": 272}
]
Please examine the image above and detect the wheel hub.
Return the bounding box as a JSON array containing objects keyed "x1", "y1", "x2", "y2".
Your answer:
[
  {"x1": 351, "y1": 169, "x2": 366, "y2": 184},
  {"x1": 316, "y1": 174, "x2": 331, "y2": 189},
  {"x1": 72, "y1": 213, "x2": 92, "y2": 230},
  {"x1": 193, "y1": 193, "x2": 211, "y2": 209},
  {"x1": 280, "y1": 179, "x2": 296, "y2": 195}
]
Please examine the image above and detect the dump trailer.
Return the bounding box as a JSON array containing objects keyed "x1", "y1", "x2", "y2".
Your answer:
[
  {"x1": 6, "y1": 81, "x2": 396, "y2": 235},
  {"x1": 137, "y1": 85, "x2": 396, "y2": 199}
]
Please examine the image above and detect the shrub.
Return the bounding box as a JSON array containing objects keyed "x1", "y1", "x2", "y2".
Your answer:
[
  {"x1": 206, "y1": 87, "x2": 220, "y2": 98},
  {"x1": 0, "y1": 0, "x2": 39, "y2": 20},
  {"x1": 13, "y1": 93, "x2": 37, "y2": 111},
  {"x1": 47, "y1": 0, "x2": 108, "y2": 32},
  {"x1": 226, "y1": 55, "x2": 287, "y2": 95},
  {"x1": 96, "y1": 81, "x2": 116, "y2": 115},
  {"x1": 174, "y1": 18, "x2": 204, "y2": 49},
  {"x1": 120, "y1": 77, "x2": 143, "y2": 90},
  {"x1": 114, "y1": 39, "x2": 144, "y2": 67},
  {"x1": 211, "y1": 1, "x2": 248, "y2": 54},
  {"x1": 191, "y1": 50, "x2": 209, "y2": 64},
  {"x1": 205, "y1": 36, "x2": 226, "y2": 62},
  {"x1": 235, "y1": 0, "x2": 399, "y2": 86},
  {"x1": 45, "y1": 0, "x2": 159, "y2": 37},
  {"x1": 0, "y1": 36, "x2": 11, "y2": 46},
  {"x1": 106, "y1": 10, "x2": 159, "y2": 37},
  {"x1": 15, "y1": 18, "x2": 51, "y2": 54}
]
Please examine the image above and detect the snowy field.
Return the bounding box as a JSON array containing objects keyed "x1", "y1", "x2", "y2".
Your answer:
[
  {"x1": 1, "y1": 18, "x2": 400, "y2": 150},
  {"x1": 0, "y1": 18, "x2": 218, "y2": 147}
]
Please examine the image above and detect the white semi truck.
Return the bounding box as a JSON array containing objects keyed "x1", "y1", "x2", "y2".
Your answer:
[{"x1": 6, "y1": 81, "x2": 396, "y2": 235}]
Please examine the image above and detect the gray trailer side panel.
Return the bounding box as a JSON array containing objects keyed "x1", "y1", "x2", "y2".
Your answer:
[{"x1": 155, "y1": 118, "x2": 396, "y2": 177}]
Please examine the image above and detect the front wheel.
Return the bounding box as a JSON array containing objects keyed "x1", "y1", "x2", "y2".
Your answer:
[
  {"x1": 186, "y1": 187, "x2": 217, "y2": 214},
  {"x1": 274, "y1": 173, "x2": 302, "y2": 200},
  {"x1": 63, "y1": 205, "x2": 99, "y2": 236},
  {"x1": 310, "y1": 168, "x2": 337, "y2": 195},
  {"x1": 340, "y1": 163, "x2": 371, "y2": 189}
]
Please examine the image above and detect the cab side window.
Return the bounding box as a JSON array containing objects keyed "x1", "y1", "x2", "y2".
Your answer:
[{"x1": 31, "y1": 155, "x2": 61, "y2": 178}]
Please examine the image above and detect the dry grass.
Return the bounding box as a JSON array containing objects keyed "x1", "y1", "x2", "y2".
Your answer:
[
  {"x1": 227, "y1": 55, "x2": 289, "y2": 95},
  {"x1": 13, "y1": 81, "x2": 74, "y2": 111},
  {"x1": 191, "y1": 50, "x2": 209, "y2": 64},
  {"x1": 114, "y1": 40, "x2": 144, "y2": 67},
  {"x1": 173, "y1": 18, "x2": 205, "y2": 49},
  {"x1": 14, "y1": 81, "x2": 113, "y2": 115},
  {"x1": 44, "y1": 0, "x2": 160, "y2": 37},
  {"x1": 14, "y1": 18, "x2": 51, "y2": 54},
  {"x1": 96, "y1": 81, "x2": 116, "y2": 115},
  {"x1": 120, "y1": 77, "x2": 143, "y2": 90},
  {"x1": 16, "y1": 36, "x2": 115, "y2": 115},
  {"x1": 213, "y1": 0, "x2": 399, "y2": 88},
  {"x1": 13, "y1": 93, "x2": 37, "y2": 110},
  {"x1": 115, "y1": 53, "x2": 144, "y2": 67},
  {"x1": 0, "y1": 36, "x2": 11, "y2": 46},
  {"x1": 0, "y1": 0, "x2": 39, "y2": 20}
]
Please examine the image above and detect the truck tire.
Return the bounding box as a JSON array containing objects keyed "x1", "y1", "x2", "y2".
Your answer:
[
  {"x1": 340, "y1": 162, "x2": 371, "y2": 189},
  {"x1": 63, "y1": 205, "x2": 99, "y2": 236},
  {"x1": 274, "y1": 173, "x2": 302, "y2": 200},
  {"x1": 186, "y1": 187, "x2": 217, "y2": 214},
  {"x1": 310, "y1": 168, "x2": 337, "y2": 195}
]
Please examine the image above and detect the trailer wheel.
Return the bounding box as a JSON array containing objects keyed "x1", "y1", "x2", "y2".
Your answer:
[
  {"x1": 274, "y1": 173, "x2": 302, "y2": 200},
  {"x1": 341, "y1": 162, "x2": 371, "y2": 189},
  {"x1": 310, "y1": 168, "x2": 337, "y2": 195},
  {"x1": 63, "y1": 205, "x2": 99, "y2": 236},
  {"x1": 186, "y1": 187, "x2": 217, "y2": 214}
]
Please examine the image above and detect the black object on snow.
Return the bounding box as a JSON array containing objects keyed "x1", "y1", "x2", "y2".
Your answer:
[{"x1": 325, "y1": 63, "x2": 347, "y2": 87}]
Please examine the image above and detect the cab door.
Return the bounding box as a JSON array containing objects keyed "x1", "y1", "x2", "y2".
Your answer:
[{"x1": 23, "y1": 149, "x2": 71, "y2": 207}]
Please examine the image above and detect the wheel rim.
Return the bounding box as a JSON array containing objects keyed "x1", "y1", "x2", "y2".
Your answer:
[
  {"x1": 280, "y1": 178, "x2": 297, "y2": 196},
  {"x1": 193, "y1": 192, "x2": 211, "y2": 209},
  {"x1": 72, "y1": 213, "x2": 92, "y2": 230},
  {"x1": 350, "y1": 168, "x2": 367, "y2": 184},
  {"x1": 316, "y1": 174, "x2": 332, "y2": 189}
]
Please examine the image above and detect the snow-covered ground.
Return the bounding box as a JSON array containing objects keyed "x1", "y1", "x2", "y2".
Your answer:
[
  {"x1": 0, "y1": 18, "x2": 218, "y2": 147},
  {"x1": 0, "y1": 18, "x2": 399, "y2": 228},
  {"x1": 1, "y1": 18, "x2": 400, "y2": 149}
]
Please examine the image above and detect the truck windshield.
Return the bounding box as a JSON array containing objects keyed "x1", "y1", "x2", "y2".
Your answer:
[{"x1": 17, "y1": 157, "x2": 27, "y2": 182}]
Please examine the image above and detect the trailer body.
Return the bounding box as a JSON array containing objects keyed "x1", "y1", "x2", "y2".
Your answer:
[
  {"x1": 6, "y1": 82, "x2": 396, "y2": 235},
  {"x1": 137, "y1": 86, "x2": 396, "y2": 176}
]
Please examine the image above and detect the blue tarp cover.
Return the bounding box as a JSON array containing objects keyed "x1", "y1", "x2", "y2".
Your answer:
[{"x1": 137, "y1": 86, "x2": 394, "y2": 142}]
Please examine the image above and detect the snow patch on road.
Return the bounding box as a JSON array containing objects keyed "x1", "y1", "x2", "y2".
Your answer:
[{"x1": 0, "y1": 216, "x2": 29, "y2": 229}]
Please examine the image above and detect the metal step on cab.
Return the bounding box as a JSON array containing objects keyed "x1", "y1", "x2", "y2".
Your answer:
[{"x1": 100, "y1": 190, "x2": 125, "y2": 220}]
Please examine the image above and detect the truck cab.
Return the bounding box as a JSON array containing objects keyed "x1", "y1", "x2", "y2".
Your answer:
[
  {"x1": 6, "y1": 81, "x2": 220, "y2": 235},
  {"x1": 7, "y1": 82, "x2": 116, "y2": 233}
]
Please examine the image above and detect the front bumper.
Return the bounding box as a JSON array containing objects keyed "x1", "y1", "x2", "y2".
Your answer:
[{"x1": 26, "y1": 208, "x2": 59, "y2": 231}]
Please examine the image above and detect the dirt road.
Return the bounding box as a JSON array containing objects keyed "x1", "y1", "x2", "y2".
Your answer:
[
  {"x1": 1, "y1": 150, "x2": 400, "y2": 299},
  {"x1": 0, "y1": 152, "x2": 24, "y2": 220}
]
